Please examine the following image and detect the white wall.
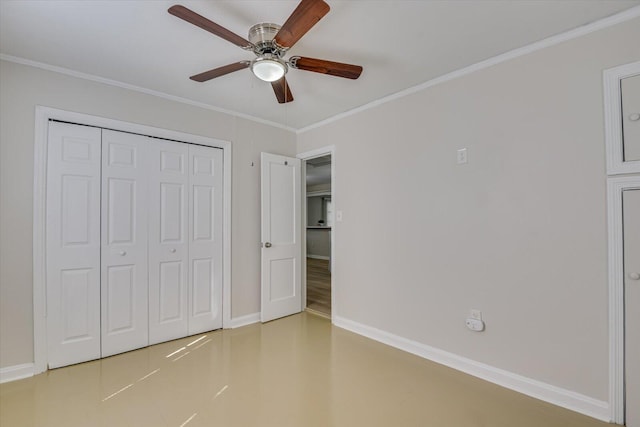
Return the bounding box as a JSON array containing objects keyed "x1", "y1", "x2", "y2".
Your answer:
[
  {"x1": 297, "y1": 18, "x2": 640, "y2": 402},
  {"x1": 0, "y1": 60, "x2": 296, "y2": 368}
]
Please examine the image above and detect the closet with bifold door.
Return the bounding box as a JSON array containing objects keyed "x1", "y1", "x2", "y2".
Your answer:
[{"x1": 46, "y1": 121, "x2": 223, "y2": 369}]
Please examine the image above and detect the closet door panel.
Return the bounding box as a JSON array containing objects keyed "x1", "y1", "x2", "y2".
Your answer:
[
  {"x1": 101, "y1": 129, "x2": 149, "y2": 357},
  {"x1": 149, "y1": 140, "x2": 189, "y2": 345},
  {"x1": 188, "y1": 145, "x2": 223, "y2": 334},
  {"x1": 46, "y1": 122, "x2": 102, "y2": 368}
]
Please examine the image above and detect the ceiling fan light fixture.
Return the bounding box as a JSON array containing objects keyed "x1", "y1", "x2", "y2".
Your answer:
[{"x1": 251, "y1": 57, "x2": 287, "y2": 82}]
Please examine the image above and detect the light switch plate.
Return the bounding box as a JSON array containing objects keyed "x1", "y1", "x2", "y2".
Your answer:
[{"x1": 457, "y1": 148, "x2": 468, "y2": 164}]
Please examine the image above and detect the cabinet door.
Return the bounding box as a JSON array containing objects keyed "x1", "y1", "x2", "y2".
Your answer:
[
  {"x1": 46, "y1": 122, "x2": 102, "y2": 368},
  {"x1": 624, "y1": 189, "x2": 640, "y2": 427},
  {"x1": 101, "y1": 129, "x2": 150, "y2": 357},
  {"x1": 148, "y1": 140, "x2": 189, "y2": 345},
  {"x1": 188, "y1": 145, "x2": 223, "y2": 334}
]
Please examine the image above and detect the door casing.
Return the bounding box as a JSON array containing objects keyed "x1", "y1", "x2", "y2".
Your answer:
[
  {"x1": 298, "y1": 146, "x2": 336, "y2": 320},
  {"x1": 33, "y1": 106, "x2": 232, "y2": 375}
]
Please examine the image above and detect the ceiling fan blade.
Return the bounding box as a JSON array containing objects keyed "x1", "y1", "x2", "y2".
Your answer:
[
  {"x1": 190, "y1": 62, "x2": 249, "y2": 82},
  {"x1": 168, "y1": 5, "x2": 253, "y2": 49},
  {"x1": 274, "y1": 0, "x2": 330, "y2": 49},
  {"x1": 271, "y1": 77, "x2": 294, "y2": 104},
  {"x1": 290, "y1": 56, "x2": 363, "y2": 79}
]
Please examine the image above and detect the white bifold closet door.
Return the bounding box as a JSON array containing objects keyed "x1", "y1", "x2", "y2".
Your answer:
[
  {"x1": 187, "y1": 144, "x2": 223, "y2": 334},
  {"x1": 46, "y1": 122, "x2": 223, "y2": 368},
  {"x1": 101, "y1": 130, "x2": 150, "y2": 358},
  {"x1": 148, "y1": 139, "x2": 189, "y2": 345},
  {"x1": 46, "y1": 122, "x2": 102, "y2": 369},
  {"x1": 146, "y1": 140, "x2": 224, "y2": 343}
]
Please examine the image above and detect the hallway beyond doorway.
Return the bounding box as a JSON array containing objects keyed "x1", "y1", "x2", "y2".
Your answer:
[{"x1": 306, "y1": 257, "x2": 331, "y2": 316}]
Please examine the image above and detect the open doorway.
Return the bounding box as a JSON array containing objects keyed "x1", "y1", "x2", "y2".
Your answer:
[{"x1": 304, "y1": 154, "x2": 332, "y2": 317}]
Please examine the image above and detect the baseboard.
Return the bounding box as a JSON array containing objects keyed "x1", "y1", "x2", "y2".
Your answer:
[
  {"x1": 227, "y1": 312, "x2": 260, "y2": 329},
  {"x1": 333, "y1": 316, "x2": 610, "y2": 422},
  {"x1": 305, "y1": 307, "x2": 331, "y2": 319},
  {"x1": 0, "y1": 363, "x2": 35, "y2": 384},
  {"x1": 307, "y1": 254, "x2": 330, "y2": 260}
]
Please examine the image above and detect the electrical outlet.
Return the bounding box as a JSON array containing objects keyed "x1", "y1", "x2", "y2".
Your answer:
[
  {"x1": 465, "y1": 318, "x2": 485, "y2": 332},
  {"x1": 470, "y1": 309, "x2": 482, "y2": 320}
]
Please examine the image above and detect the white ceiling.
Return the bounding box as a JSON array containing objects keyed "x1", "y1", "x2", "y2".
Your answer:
[{"x1": 1, "y1": 0, "x2": 639, "y2": 130}]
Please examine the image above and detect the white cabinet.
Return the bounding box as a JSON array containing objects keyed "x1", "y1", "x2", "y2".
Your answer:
[
  {"x1": 46, "y1": 122, "x2": 223, "y2": 368},
  {"x1": 624, "y1": 189, "x2": 640, "y2": 427}
]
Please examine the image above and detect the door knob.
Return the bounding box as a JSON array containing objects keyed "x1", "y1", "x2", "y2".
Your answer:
[
  {"x1": 264, "y1": 242, "x2": 272, "y2": 248},
  {"x1": 119, "y1": 251, "x2": 127, "y2": 256},
  {"x1": 629, "y1": 272, "x2": 640, "y2": 280}
]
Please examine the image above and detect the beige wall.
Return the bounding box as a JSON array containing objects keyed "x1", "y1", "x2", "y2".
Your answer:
[
  {"x1": 298, "y1": 18, "x2": 640, "y2": 401},
  {"x1": 0, "y1": 60, "x2": 296, "y2": 368}
]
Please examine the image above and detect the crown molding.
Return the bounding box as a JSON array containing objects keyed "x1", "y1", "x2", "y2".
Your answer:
[
  {"x1": 0, "y1": 53, "x2": 297, "y2": 133},
  {"x1": 297, "y1": 5, "x2": 640, "y2": 134}
]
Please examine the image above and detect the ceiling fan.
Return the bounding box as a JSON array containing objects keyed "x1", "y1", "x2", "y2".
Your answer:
[{"x1": 168, "y1": 0, "x2": 363, "y2": 104}]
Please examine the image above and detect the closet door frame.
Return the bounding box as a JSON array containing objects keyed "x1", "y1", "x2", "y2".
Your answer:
[{"x1": 33, "y1": 106, "x2": 232, "y2": 375}]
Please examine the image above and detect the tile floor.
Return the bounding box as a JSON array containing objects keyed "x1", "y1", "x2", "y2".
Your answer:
[{"x1": 0, "y1": 313, "x2": 611, "y2": 427}]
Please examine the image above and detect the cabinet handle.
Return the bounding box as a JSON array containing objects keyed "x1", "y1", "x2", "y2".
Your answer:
[
  {"x1": 170, "y1": 248, "x2": 177, "y2": 253},
  {"x1": 119, "y1": 251, "x2": 126, "y2": 256},
  {"x1": 629, "y1": 272, "x2": 640, "y2": 281}
]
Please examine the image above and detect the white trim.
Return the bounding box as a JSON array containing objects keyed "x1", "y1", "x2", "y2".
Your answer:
[
  {"x1": 1, "y1": 54, "x2": 295, "y2": 133},
  {"x1": 227, "y1": 312, "x2": 260, "y2": 329},
  {"x1": 297, "y1": 6, "x2": 640, "y2": 134},
  {"x1": 607, "y1": 175, "x2": 640, "y2": 424},
  {"x1": 334, "y1": 316, "x2": 610, "y2": 422},
  {"x1": 33, "y1": 108, "x2": 48, "y2": 375},
  {"x1": 0, "y1": 363, "x2": 35, "y2": 384},
  {"x1": 300, "y1": 160, "x2": 308, "y2": 308},
  {"x1": 307, "y1": 254, "x2": 330, "y2": 260},
  {"x1": 604, "y1": 61, "x2": 640, "y2": 175},
  {"x1": 222, "y1": 143, "x2": 233, "y2": 331},
  {"x1": 298, "y1": 146, "x2": 336, "y2": 321},
  {"x1": 33, "y1": 106, "x2": 233, "y2": 374}
]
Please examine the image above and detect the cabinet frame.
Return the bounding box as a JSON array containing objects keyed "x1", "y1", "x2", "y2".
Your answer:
[{"x1": 603, "y1": 60, "x2": 640, "y2": 175}]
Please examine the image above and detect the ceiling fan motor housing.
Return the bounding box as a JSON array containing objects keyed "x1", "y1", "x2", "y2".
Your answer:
[{"x1": 248, "y1": 23, "x2": 286, "y2": 57}]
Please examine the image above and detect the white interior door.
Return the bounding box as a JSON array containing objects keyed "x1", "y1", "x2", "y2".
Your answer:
[
  {"x1": 46, "y1": 122, "x2": 102, "y2": 368},
  {"x1": 148, "y1": 139, "x2": 189, "y2": 345},
  {"x1": 624, "y1": 188, "x2": 640, "y2": 427},
  {"x1": 101, "y1": 129, "x2": 150, "y2": 357},
  {"x1": 260, "y1": 153, "x2": 302, "y2": 322},
  {"x1": 188, "y1": 144, "x2": 223, "y2": 334}
]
